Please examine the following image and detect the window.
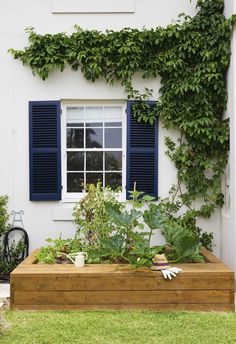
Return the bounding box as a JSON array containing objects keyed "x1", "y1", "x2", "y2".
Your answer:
[
  {"x1": 29, "y1": 100, "x2": 158, "y2": 202},
  {"x1": 61, "y1": 102, "x2": 126, "y2": 200}
]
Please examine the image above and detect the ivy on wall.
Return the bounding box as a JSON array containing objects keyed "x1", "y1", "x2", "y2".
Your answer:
[{"x1": 8, "y1": 0, "x2": 236, "y2": 245}]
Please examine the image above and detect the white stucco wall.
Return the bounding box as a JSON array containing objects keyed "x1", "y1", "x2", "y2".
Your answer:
[
  {"x1": 0, "y1": 0, "x2": 223, "y2": 257},
  {"x1": 222, "y1": 0, "x2": 236, "y2": 271}
]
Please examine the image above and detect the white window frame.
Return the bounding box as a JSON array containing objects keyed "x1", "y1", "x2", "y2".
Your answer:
[{"x1": 61, "y1": 100, "x2": 127, "y2": 202}]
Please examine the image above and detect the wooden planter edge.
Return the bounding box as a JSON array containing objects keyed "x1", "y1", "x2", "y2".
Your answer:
[{"x1": 10, "y1": 248, "x2": 235, "y2": 312}]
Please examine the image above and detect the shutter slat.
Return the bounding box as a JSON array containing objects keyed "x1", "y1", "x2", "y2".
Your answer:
[
  {"x1": 126, "y1": 101, "x2": 158, "y2": 198},
  {"x1": 29, "y1": 101, "x2": 61, "y2": 201}
]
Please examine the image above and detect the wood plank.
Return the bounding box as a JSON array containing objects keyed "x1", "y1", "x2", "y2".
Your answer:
[
  {"x1": 11, "y1": 249, "x2": 233, "y2": 277},
  {"x1": 11, "y1": 263, "x2": 233, "y2": 277},
  {"x1": 11, "y1": 275, "x2": 234, "y2": 291},
  {"x1": 200, "y1": 248, "x2": 222, "y2": 263},
  {"x1": 10, "y1": 279, "x2": 14, "y2": 307},
  {"x1": 14, "y1": 290, "x2": 233, "y2": 305},
  {"x1": 11, "y1": 303, "x2": 235, "y2": 312},
  {"x1": 10, "y1": 249, "x2": 235, "y2": 312},
  {"x1": 12, "y1": 249, "x2": 230, "y2": 272},
  {"x1": 16, "y1": 249, "x2": 39, "y2": 266}
]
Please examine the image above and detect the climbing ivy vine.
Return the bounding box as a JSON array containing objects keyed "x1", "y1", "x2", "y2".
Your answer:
[{"x1": 9, "y1": 0, "x2": 236, "y2": 247}]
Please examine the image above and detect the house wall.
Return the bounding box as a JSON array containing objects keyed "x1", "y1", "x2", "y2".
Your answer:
[
  {"x1": 0, "y1": 0, "x2": 222, "y2": 256},
  {"x1": 222, "y1": 0, "x2": 236, "y2": 271}
]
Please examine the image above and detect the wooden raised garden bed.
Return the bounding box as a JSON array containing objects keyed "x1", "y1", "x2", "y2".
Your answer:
[{"x1": 10, "y1": 248, "x2": 234, "y2": 311}]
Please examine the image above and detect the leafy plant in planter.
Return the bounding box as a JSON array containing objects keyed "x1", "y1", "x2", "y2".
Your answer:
[
  {"x1": 153, "y1": 198, "x2": 214, "y2": 251},
  {"x1": 104, "y1": 191, "x2": 203, "y2": 266},
  {"x1": 85, "y1": 188, "x2": 164, "y2": 267},
  {"x1": 36, "y1": 183, "x2": 206, "y2": 267},
  {"x1": 36, "y1": 237, "x2": 82, "y2": 264},
  {"x1": 73, "y1": 183, "x2": 122, "y2": 247},
  {"x1": 142, "y1": 200, "x2": 205, "y2": 262},
  {"x1": 36, "y1": 184, "x2": 122, "y2": 265}
]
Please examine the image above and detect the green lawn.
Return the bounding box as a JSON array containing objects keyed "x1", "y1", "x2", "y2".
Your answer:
[{"x1": 1, "y1": 310, "x2": 236, "y2": 344}]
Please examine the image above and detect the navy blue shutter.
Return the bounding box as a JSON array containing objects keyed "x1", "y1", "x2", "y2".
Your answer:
[
  {"x1": 126, "y1": 101, "x2": 158, "y2": 199},
  {"x1": 29, "y1": 101, "x2": 61, "y2": 201}
]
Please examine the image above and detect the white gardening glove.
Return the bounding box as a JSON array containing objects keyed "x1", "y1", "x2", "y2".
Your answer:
[{"x1": 161, "y1": 267, "x2": 183, "y2": 280}]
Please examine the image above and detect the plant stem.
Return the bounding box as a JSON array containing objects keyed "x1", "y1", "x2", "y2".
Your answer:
[
  {"x1": 168, "y1": 256, "x2": 183, "y2": 263},
  {"x1": 148, "y1": 228, "x2": 153, "y2": 246}
]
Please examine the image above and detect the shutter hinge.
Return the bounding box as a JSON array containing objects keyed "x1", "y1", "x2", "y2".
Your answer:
[
  {"x1": 60, "y1": 108, "x2": 62, "y2": 115},
  {"x1": 61, "y1": 185, "x2": 63, "y2": 190}
]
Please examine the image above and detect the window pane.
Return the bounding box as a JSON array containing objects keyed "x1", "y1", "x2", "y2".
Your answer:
[
  {"x1": 86, "y1": 152, "x2": 103, "y2": 171},
  {"x1": 67, "y1": 107, "x2": 84, "y2": 127},
  {"x1": 105, "y1": 173, "x2": 122, "y2": 189},
  {"x1": 85, "y1": 106, "x2": 103, "y2": 126},
  {"x1": 105, "y1": 152, "x2": 122, "y2": 171},
  {"x1": 67, "y1": 173, "x2": 84, "y2": 192},
  {"x1": 67, "y1": 129, "x2": 84, "y2": 148},
  {"x1": 86, "y1": 128, "x2": 103, "y2": 148},
  {"x1": 105, "y1": 128, "x2": 122, "y2": 148},
  {"x1": 105, "y1": 122, "x2": 122, "y2": 127},
  {"x1": 86, "y1": 123, "x2": 103, "y2": 127},
  {"x1": 86, "y1": 173, "x2": 103, "y2": 186},
  {"x1": 65, "y1": 104, "x2": 124, "y2": 195},
  {"x1": 67, "y1": 152, "x2": 84, "y2": 171},
  {"x1": 67, "y1": 123, "x2": 84, "y2": 128},
  {"x1": 104, "y1": 106, "x2": 122, "y2": 122}
]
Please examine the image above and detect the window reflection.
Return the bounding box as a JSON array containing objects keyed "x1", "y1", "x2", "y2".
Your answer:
[
  {"x1": 67, "y1": 152, "x2": 84, "y2": 171},
  {"x1": 67, "y1": 129, "x2": 84, "y2": 148},
  {"x1": 105, "y1": 128, "x2": 122, "y2": 148},
  {"x1": 86, "y1": 152, "x2": 103, "y2": 171},
  {"x1": 86, "y1": 173, "x2": 103, "y2": 186},
  {"x1": 105, "y1": 152, "x2": 122, "y2": 171},
  {"x1": 67, "y1": 173, "x2": 84, "y2": 192},
  {"x1": 105, "y1": 173, "x2": 122, "y2": 189},
  {"x1": 86, "y1": 128, "x2": 103, "y2": 148}
]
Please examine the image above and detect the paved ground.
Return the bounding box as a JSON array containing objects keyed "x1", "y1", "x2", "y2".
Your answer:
[
  {"x1": 0, "y1": 284, "x2": 10, "y2": 308},
  {"x1": 0, "y1": 284, "x2": 10, "y2": 298}
]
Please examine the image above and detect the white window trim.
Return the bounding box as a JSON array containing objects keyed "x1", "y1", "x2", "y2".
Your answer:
[{"x1": 61, "y1": 101, "x2": 127, "y2": 203}]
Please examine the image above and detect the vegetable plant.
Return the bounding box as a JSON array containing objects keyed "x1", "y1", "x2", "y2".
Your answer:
[
  {"x1": 73, "y1": 183, "x2": 122, "y2": 247},
  {"x1": 37, "y1": 184, "x2": 208, "y2": 266},
  {"x1": 36, "y1": 237, "x2": 82, "y2": 264}
]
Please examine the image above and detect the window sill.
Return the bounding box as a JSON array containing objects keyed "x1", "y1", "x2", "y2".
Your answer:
[
  {"x1": 52, "y1": 205, "x2": 74, "y2": 221},
  {"x1": 60, "y1": 197, "x2": 83, "y2": 203}
]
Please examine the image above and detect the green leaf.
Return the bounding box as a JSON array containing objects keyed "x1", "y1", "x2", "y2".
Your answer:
[
  {"x1": 143, "y1": 204, "x2": 165, "y2": 230},
  {"x1": 137, "y1": 223, "x2": 145, "y2": 230},
  {"x1": 100, "y1": 235, "x2": 125, "y2": 256},
  {"x1": 142, "y1": 195, "x2": 156, "y2": 202},
  {"x1": 105, "y1": 202, "x2": 142, "y2": 227},
  {"x1": 174, "y1": 235, "x2": 199, "y2": 259}
]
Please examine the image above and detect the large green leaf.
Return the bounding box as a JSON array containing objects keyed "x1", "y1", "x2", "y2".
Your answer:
[
  {"x1": 100, "y1": 234, "x2": 124, "y2": 252},
  {"x1": 143, "y1": 203, "x2": 167, "y2": 230},
  {"x1": 105, "y1": 202, "x2": 142, "y2": 227},
  {"x1": 99, "y1": 235, "x2": 125, "y2": 257},
  {"x1": 143, "y1": 209, "x2": 162, "y2": 230},
  {"x1": 174, "y1": 235, "x2": 199, "y2": 259},
  {"x1": 142, "y1": 195, "x2": 156, "y2": 202}
]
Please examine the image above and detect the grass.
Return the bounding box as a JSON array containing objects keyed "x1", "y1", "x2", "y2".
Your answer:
[{"x1": 1, "y1": 310, "x2": 236, "y2": 344}]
